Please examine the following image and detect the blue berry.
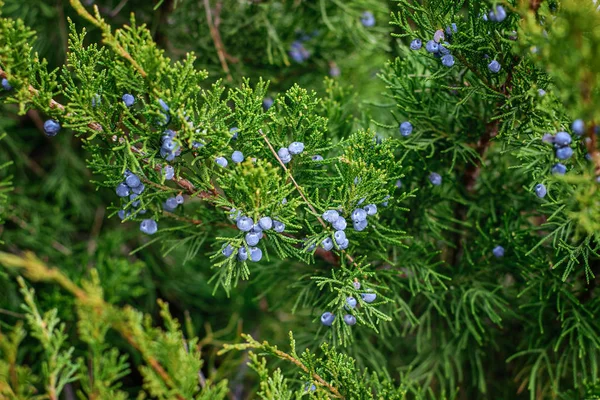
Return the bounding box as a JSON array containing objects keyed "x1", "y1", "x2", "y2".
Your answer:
[
  {"x1": 321, "y1": 311, "x2": 335, "y2": 326},
  {"x1": 259, "y1": 217, "x2": 273, "y2": 230},
  {"x1": 361, "y1": 292, "x2": 376, "y2": 303},
  {"x1": 222, "y1": 244, "x2": 234, "y2": 257},
  {"x1": 165, "y1": 197, "x2": 178, "y2": 210},
  {"x1": 338, "y1": 239, "x2": 349, "y2": 250},
  {"x1": 323, "y1": 210, "x2": 340, "y2": 223},
  {"x1": 277, "y1": 147, "x2": 291, "y2": 164},
  {"x1": 534, "y1": 183, "x2": 547, "y2": 198},
  {"x1": 305, "y1": 383, "x2": 317, "y2": 393},
  {"x1": 441, "y1": 54, "x2": 455, "y2": 67},
  {"x1": 116, "y1": 183, "x2": 130, "y2": 197},
  {"x1": 249, "y1": 247, "x2": 262, "y2": 262},
  {"x1": 237, "y1": 247, "x2": 248, "y2": 261},
  {"x1": 488, "y1": 60, "x2": 501, "y2": 73},
  {"x1": 263, "y1": 97, "x2": 274, "y2": 110},
  {"x1": 192, "y1": 141, "x2": 205, "y2": 149},
  {"x1": 334, "y1": 230, "x2": 347, "y2": 245},
  {"x1": 140, "y1": 219, "x2": 158, "y2": 235},
  {"x1": 396, "y1": 180, "x2": 402, "y2": 189},
  {"x1": 493, "y1": 245, "x2": 505, "y2": 258},
  {"x1": 122, "y1": 94, "x2": 135, "y2": 107},
  {"x1": 215, "y1": 157, "x2": 228, "y2": 168},
  {"x1": 381, "y1": 195, "x2": 390, "y2": 207},
  {"x1": 118, "y1": 209, "x2": 129, "y2": 220},
  {"x1": 237, "y1": 216, "x2": 254, "y2": 232},
  {"x1": 230, "y1": 127, "x2": 239, "y2": 140},
  {"x1": 158, "y1": 98, "x2": 170, "y2": 112},
  {"x1": 281, "y1": 198, "x2": 288, "y2": 205},
  {"x1": 288, "y1": 142, "x2": 305, "y2": 155},
  {"x1": 273, "y1": 220, "x2": 285, "y2": 232},
  {"x1": 346, "y1": 297, "x2": 357, "y2": 309},
  {"x1": 572, "y1": 119, "x2": 585, "y2": 136},
  {"x1": 1, "y1": 78, "x2": 12, "y2": 91},
  {"x1": 353, "y1": 281, "x2": 361, "y2": 290},
  {"x1": 542, "y1": 133, "x2": 554, "y2": 144},
  {"x1": 551, "y1": 163, "x2": 567, "y2": 175},
  {"x1": 343, "y1": 314, "x2": 357, "y2": 326},
  {"x1": 312, "y1": 155, "x2": 324, "y2": 161},
  {"x1": 353, "y1": 219, "x2": 368, "y2": 231},
  {"x1": 329, "y1": 65, "x2": 341, "y2": 77},
  {"x1": 438, "y1": 44, "x2": 450, "y2": 56},
  {"x1": 361, "y1": 11, "x2": 375, "y2": 27},
  {"x1": 232, "y1": 151, "x2": 244, "y2": 163},
  {"x1": 489, "y1": 5, "x2": 507, "y2": 22},
  {"x1": 556, "y1": 146, "x2": 574, "y2": 160},
  {"x1": 43, "y1": 119, "x2": 61, "y2": 137},
  {"x1": 399, "y1": 121, "x2": 413, "y2": 137},
  {"x1": 554, "y1": 132, "x2": 571, "y2": 147},
  {"x1": 410, "y1": 39, "x2": 422, "y2": 50},
  {"x1": 91, "y1": 94, "x2": 101, "y2": 107},
  {"x1": 251, "y1": 224, "x2": 263, "y2": 238},
  {"x1": 164, "y1": 165, "x2": 174, "y2": 180},
  {"x1": 321, "y1": 237, "x2": 334, "y2": 251},
  {"x1": 129, "y1": 194, "x2": 140, "y2": 207},
  {"x1": 162, "y1": 139, "x2": 176, "y2": 151},
  {"x1": 357, "y1": 197, "x2": 366, "y2": 205},
  {"x1": 429, "y1": 172, "x2": 442, "y2": 186},
  {"x1": 245, "y1": 232, "x2": 261, "y2": 246},
  {"x1": 175, "y1": 194, "x2": 184, "y2": 204},
  {"x1": 425, "y1": 40, "x2": 439, "y2": 53},
  {"x1": 351, "y1": 208, "x2": 367, "y2": 222},
  {"x1": 332, "y1": 217, "x2": 347, "y2": 231},
  {"x1": 538, "y1": 89, "x2": 546, "y2": 96},
  {"x1": 125, "y1": 174, "x2": 141, "y2": 188},
  {"x1": 364, "y1": 204, "x2": 377, "y2": 216}
]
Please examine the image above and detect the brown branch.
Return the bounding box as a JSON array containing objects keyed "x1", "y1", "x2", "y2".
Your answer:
[{"x1": 202, "y1": 0, "x2": 233, "y2": 81}]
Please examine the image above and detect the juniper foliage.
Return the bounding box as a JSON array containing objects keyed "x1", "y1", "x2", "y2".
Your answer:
[{"x1": 1, "y1": 0, "x2": 600, "y2": 399}]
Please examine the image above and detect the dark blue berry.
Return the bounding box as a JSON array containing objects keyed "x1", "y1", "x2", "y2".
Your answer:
[
  {"x1": 262, "y1": 97, "x2": 274, "y2": 110},
  {"x1": 429, "y1": 172, "x2": 442, "y2": 186},
  {"x1": 43, "y1": 119, "x2": 61, "y2": 137},
  {"x1": 554, "y1": 132, "x2": 571, "y2": 147},
  {"x1": 116, "y1": 183, "x2": 130, "y2": 197},
  {"x1": 493, "y1": 245, "x2": 505, "y2": 258}
]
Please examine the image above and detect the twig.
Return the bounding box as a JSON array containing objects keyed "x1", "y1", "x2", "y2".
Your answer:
[
  {"x1": 202, "y1": 0, "x2": 233, "y2": 81},
  {"x1": 0, "y1": 308, "x2": 26, "y2": 318},
  {"x1": 109, "y1": 0, "x2": 129, "y2": 17}
]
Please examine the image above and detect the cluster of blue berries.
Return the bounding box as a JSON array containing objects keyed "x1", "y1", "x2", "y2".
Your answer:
[
  {"x1": 278, "y1": 141, "x2": 305, "y2": 164},
  {"x1": 114, "y1": 170, "x2": 156, "y2": 234},
  {"x1": 215, "y1": 149, "x2": 245, "y2": 168},
  {"x1": 483, "y1": 5, "x2": 507, "y2": 22},
  {"x1": 320, "y1": 203, "x2": 377, "y2": 250},
  {"x1": 163, "y1": 194, "x2": 184, "y2": 212},
  {"x1": 320, "y1": 281, "x2": 377, "y2": 327},
  {"x1": 411, "y1": 26, "x2": 457, "y2": 68},
  {"x1": 289, "y1": 40, "x2": 311, "y2": 64},
  {"x1": 160, "y1": 129, "x2": 181, "y2": 161},
  {"x1": 221, "y1": 214, "x2": 285, "y2": 263},
  {"x1": 542, "y1": 122, "x2": 582, "y2": 162}
]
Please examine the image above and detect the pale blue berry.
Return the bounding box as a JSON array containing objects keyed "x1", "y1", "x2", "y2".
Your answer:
[
  {"x1": 222, "y1": 244, "x2": 234, "y2": 257},
  {"x1": 572, "y1": 119, "x2": 585, "y2": 136},
  {"x1": 216, "y1": 157, "x2": 228, "y2": 168},
  {"x1": 490, "y1": 5, "x2": 507, "y2": 22},
  {"x1": 230, "y1": 127, "x2": 239, "y2": 140},
  {"x1": 364, "y1": 204, "x2": 377, "y2": 216},
  {"x1": 125, "y1": 174, "x2": 141, "y2": 188},
  {"x1": 410, "y1": 39, "x2": 422, "y2": 50},
  {"x1": 488, "y1": 60, "x2": 501, "y2": 73},
  {"x1": 551, "y1": 163, "x2": 567, "y2": 175},
  {"x1": 158, "y1": 98, "x2": 170, "y2": 112},
  {"x1": 343, "y1": 314, "x2": 357, "y2": 325},
  {"x1": 116, "y1": 183, "x2": 130, "y2": 197},
  {"x1": 288, "y1": 142, "x2": 305, "y2": 155},
  {"x1": 361, "y1": 11, "x2": 375, "y2": 27},
  {"x1": 140, "y1": 219, "x2": 158, "y2": 235},
  {"x1": 399, "y1": 121, "x2": 413, "y2": 137},
  {"x1": 312, "y1": 155, "x2": 324, "y2": 161},
  {"x1": 554, "y1": 132, "x2": 571, "y2": 147},
  {"x1": 232, "y1": 151, "x2": 244, "y2": 163},
  {"x1": 542, "y1": 133, "x2": 554, "y2": 144},
  {"x1": 493, "y1": 245, "x2": 505, "y2": 258},
  {"x1": 1, "y1": 78, "x2": 12, "y2": 91},
  {"x1": 556, "y1": 146, "x2": 573, "y2": 160},
  {"x1": 338, "y1": 239, "x2": 349, "y2": 250},
  {"x1": 122, "y1": 94, "x2": 135, "y2": 107},
  {"x1": 425, "y1": 40, "x2": 439, "y2": 53},
  {"x1": 381, "y1": 195, "x2": 390, "y2": 207},
  {"x1": 237, "y1": 247, "x2": 248, "y2": 261},
  {"x1": 357, "y1": 197, "x2": 366, "y2": 205},
  {"x1": 249, "y1": 247, "x2": 262, "y2": 262},
  {"x1": 164, "y1": 165, "x2": 174, "y2": 180},
  {"x1": 534, "y1": 183, "x2": 547, "y2": 198},
  {"x1": 274, "y1": 220, "x2": 285, "y2": 232},
  {"x1": 165, "y1": 197, "x2": 178, "y2": 210},
  {"x1": 129, "y1": 194, "x2": 140, "y2": 208},
  {"x1": 245, "y1": 232, "x2": 260, "y2": 246},
  {"x1": 281, "y1": 198, "x2": 288, "y2": 205},
  {"x1": 162, "y1": 139, "x2": 176, "y2": 151},
  {"x1": 259, "y1": 217, "x2": 273, "y2": 230},
  {"x1": 429, "y1": 172, "x2": 442, "y2": 186},
  {"x1": 323, "y1": 210, "x2": 340, "y2": 223},
  {"x1": 91, "y1": 94, "x2": 101, "y2": 107},
  {"x1": 43, "y1": 119, "x2": 61, "y2": 137},
  {"x1": 332, "y1": 217, "x2": 347, "y2": 231},
  {"x1": 322, "y1": 237, "x2": 334, "y2": 251},
  {"x1": 329, "y1": 65, "x2": 341, "y2": 77},
  {"x1": 441, "y1": 54, "x2": 455, "y2": 67},
  {"x1": 118, "y1": 209, "x2": 129, "y2": 220},
  {"x1": 538, "y1": 89, "x2": 546, "y2": 96},
  {"x1": 321, "y1": 312, "x2": 335, "y2": 326},
  {"x1": 175, "y1": 194, "x2": 184, "y2": 204},
  {"x1": 346, "y1": 297, "x2": 357, "y2": 309},
  {"x1": 304, "y1": 383, "x2": 317, "y2": 393},
  {"x1": 351, "y1": 208, "x2": 367, "y2": 222},
  {"x1": 353, "y1": 281, "x2": 361, "y2": 290},
  {"x1": 361, "y1": 292, "x2": 376, "y2": 303},
  {"x1": 237, "y1": 217, "x2": 254, "y2": 232},
  {"x1": 353, "y1": 219, "x2": 368, "y2": 231},
  {"x1": 334, "y1": 230, "x2": 346, "y2": 244}
]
